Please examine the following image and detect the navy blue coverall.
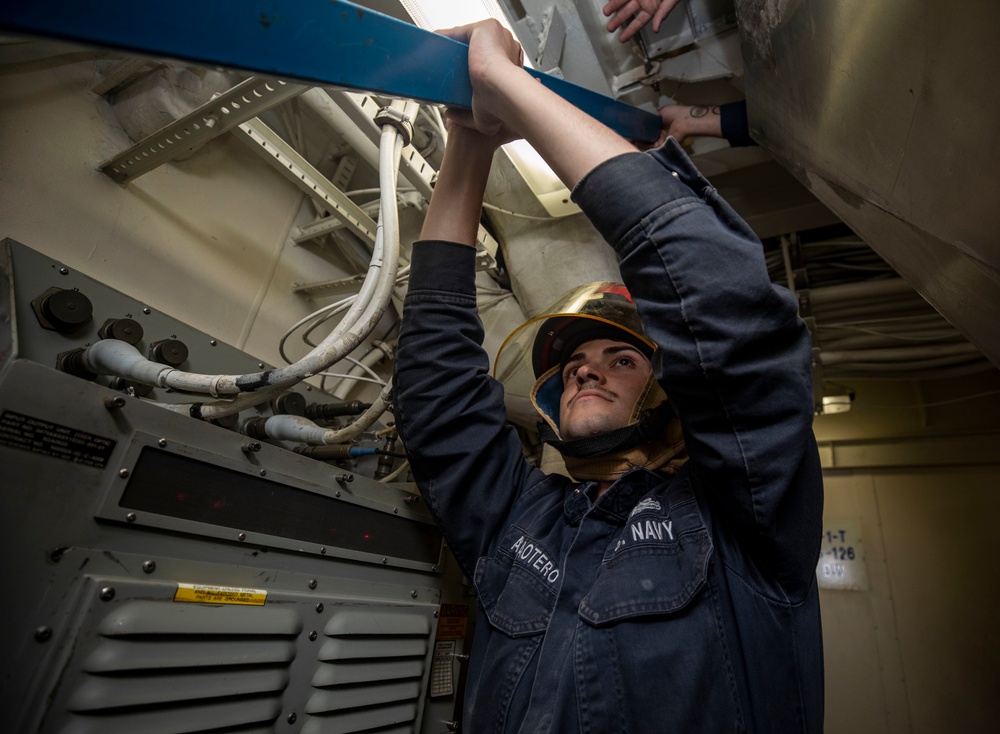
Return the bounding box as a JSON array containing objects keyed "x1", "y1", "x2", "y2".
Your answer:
[{"x1": 394, "y1": 139, "x2": 825, "y2": 733}]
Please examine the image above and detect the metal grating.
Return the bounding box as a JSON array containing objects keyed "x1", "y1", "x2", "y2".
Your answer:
[
  {"x1": 303, "y1": 610, "x2": 432, "y2": 734},
  {"x1": 58, "y1": 601, "x2": 301, "y2": 734}
]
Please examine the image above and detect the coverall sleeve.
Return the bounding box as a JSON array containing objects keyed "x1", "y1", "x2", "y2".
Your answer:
[
  {"x1": 393, "y1": 240, "x2": 550, "y2": 579},
  {"x1": 572, "y1": 139, "x2": 823, "y2": 599}
]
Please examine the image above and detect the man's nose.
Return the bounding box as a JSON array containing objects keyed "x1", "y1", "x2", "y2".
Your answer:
[{"x1": 575, "y1": 362, "x2": 604, "y2": 384}]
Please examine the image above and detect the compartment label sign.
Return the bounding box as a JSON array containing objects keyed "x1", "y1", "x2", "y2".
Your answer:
[
  {"x1": 174, "y1": 583, "x2": 267, "y2": 606},
  {"x1": 816, "y1": 518, "x2": 869, "y2": 591}
]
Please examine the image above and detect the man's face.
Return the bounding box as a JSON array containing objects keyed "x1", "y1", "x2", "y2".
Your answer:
[{"x1": 558, "y1": 338, "x2": 653, "y2": 440}]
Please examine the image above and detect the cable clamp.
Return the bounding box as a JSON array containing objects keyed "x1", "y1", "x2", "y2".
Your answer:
[
  {"x1": 373, "y1": 107, "x2": 413, "y2": 147},
  {"x1": 157, "y1": 368, "x2": 175, "y2": 388},
  {"x1": 209, "y1": 375, "x2": 224, "y2": 398}
]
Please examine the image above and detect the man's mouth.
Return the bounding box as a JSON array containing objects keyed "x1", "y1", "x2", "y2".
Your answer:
[{"x1": 573, "y1": 386, "x2": 617, "y2": 404}]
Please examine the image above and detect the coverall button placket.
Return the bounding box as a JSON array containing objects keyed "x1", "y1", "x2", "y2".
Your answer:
[{"x1": 519, "y1": 494, "x2": 622, "y2": 732}]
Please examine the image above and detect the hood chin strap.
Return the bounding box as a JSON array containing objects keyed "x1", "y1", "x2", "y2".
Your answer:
[
  {"x1": 537, "y1": 401, "x2": 674, "y2": 458},
  {"x1": 529, "y1": 367, "x2": 688, "y2": 482},
  {"x1": 538, "y1": 399, "x2": 687, "y2": 483}
]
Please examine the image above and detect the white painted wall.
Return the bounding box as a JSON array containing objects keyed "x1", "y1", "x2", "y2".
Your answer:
[
  {"x1": 815, "y1": 378, "x2": 1000, "y2": 733},
  {"x1": 0, "y1": 40, "x2": 349, "y2": 370}
]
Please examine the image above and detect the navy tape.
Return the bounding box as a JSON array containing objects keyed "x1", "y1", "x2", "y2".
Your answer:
[{"x1": 236, "y1": 371, "x2": 273, "y2": 391}]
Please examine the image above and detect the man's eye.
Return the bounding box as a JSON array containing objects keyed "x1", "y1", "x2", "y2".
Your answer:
[
  {"x1": 616, "y1": 357, "x2": 634, "y2": 367},
  {"x1": 563, "y1": 367, "x2": 578, "y2": 383}
]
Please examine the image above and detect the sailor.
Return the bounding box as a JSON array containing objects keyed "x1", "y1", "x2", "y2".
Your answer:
[{"x1": 394, "y1": 19, "x2": 824, "y2": 733}]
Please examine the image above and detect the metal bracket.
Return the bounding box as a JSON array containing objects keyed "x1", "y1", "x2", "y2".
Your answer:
[
  {"x1": 99, "y1": 76, "x2": 306, "y2": 184},
  {"x1": 233, "y1": 118, "x2": 378, "y2": 247}
]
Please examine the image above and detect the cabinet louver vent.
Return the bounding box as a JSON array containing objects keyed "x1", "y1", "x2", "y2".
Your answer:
[
  {"x1": 59, "y1": 601, "x2": 301, "y2": 734},
  {"x1": 303, "y1": 610, "x2": 432, "y2": 734}
]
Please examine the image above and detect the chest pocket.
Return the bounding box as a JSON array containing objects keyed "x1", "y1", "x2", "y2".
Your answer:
[
  {"x1": 474, "y1": 525, "x2": 559, "y2": 638},
  {"x1": 579, "y1": 482, "x2": 713, "y2": 626}
]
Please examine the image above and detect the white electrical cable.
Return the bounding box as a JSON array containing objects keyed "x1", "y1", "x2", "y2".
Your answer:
[
  {"x1": 278, "y1": 293, "x2": 356, "y2": 363},
  {"x1": 315, "y1": 372, "x2": 386, "y2": 386},
  {"x1": 300, "y1": 268, "x2": 409, "y2": 348},
  {"x1": 332, "y1": 341, "x2": 394, "y2": 399},
  {"x1": 340, "y1": 352, "x2": 388, "y2": 384},
  {"x1": 192, "y1": 128, "x2": 404, "y2": 421},
  {"x1": 482, "y1": 201, "x2": 555, "y2": 221},
  {"x1": 316, "y1": 380, "x2": 393, "y2": 444},
  {"x1": 378, "y1": 460, "x2": 411, "y2": 483},
  {"x1": 81, "y1": 121, "x2": 404, "y2": 406},
  {"x1": 240, "y1": 380, "x2": 394, "y2": 445}
]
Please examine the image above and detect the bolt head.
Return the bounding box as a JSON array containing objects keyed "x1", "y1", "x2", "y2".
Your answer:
[
  {"x1": 315, "y1": 603, "x2": 324, "y2": 613},
  {"x1": 119, "y1": 468, "x2": 129, "y2": 478},
  {"x1": 126, "y1": 513, "x2": 137, "y2": 522},
  {"x1": 286, "y1": 713, "x2": 297, "y2": 724},
  {"x1": 99, "y1": 587, "x2": 115, "y2": 601},
  {"x1": 158, "y1": 438, "x2": 167, "y2": 447},
  {"x1": 238, "y1": 532, "x2": 246, "y2": 541},
  {"x1": 142, "y1": 560, "x2": 156, "y2": 574},
  {"x1": 308, "y1": 630, "x2": 317, "y2": 641},
  {"x1": 35, "y1": 626, "x2": 53, "y2": 642},
  {"x1": 308, "y1": 579, "x2": 317, "y2": 589}
]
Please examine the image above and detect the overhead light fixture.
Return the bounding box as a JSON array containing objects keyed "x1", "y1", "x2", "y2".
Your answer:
[
  {"x1": 502, "y1": 139, "x2": 579, "y2": 217},
  {"x1": 399, "y1": 0, "x2": 513, "y2": 32},
  {"x1": 817, "y1": 385, "x2": 854, "y2": 415},
  {"x1": 399, "y1": 0, "x2": 577, "y2": 218}
]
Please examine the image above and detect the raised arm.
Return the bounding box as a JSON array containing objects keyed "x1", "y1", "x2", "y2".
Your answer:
[
  {"x1": 439, "y1": 20, "x2": 635, "y2": 188},
  {"x1": 418, "y1": 123, "x2": 496, "y2": 246},
  {"x1": 394, "y1": 122, "x2": 553, "y2": 577}
]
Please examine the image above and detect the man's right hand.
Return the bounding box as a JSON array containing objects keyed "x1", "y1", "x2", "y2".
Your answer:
[
  {"x1": 437, "y1": 20, "x2": 526, "y2": 136},
  {"x1": 436, "y1": 18, "x2": 637, "y2": 189}
]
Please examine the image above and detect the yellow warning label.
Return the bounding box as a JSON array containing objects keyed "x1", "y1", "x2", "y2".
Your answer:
[
  {"x1": 173, "y1": 583, "x2": 267, "y2": 606},
  {"x1": 436, "y1": 603, "x2": 469, "y2": 640}
]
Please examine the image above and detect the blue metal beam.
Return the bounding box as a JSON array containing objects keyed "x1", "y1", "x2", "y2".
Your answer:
[{"x1": 0, "y1": 0, "x2": 661, "y2": 143}]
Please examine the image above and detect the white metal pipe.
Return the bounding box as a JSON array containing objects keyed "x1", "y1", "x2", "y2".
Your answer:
[
  {"x1": 809, "y1": 277, "x2": 919, "y2": 306},
  {"x1": 818, "y1": 342, "x2": 981, "y2": 366}
]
